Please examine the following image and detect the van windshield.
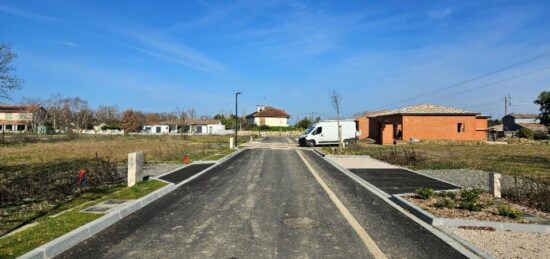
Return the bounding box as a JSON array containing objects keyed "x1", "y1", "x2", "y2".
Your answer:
[{"x1": 304, "y1": 126, "x2": 315, "y2": 134}]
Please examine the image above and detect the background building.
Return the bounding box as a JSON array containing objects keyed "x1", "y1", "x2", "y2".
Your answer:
[
  {"x1": 357, "y1": 104, "x2": 489, "y2": 144},
  {"x1": 0, "y1": 105, "x2": 48, "y2": 133},
  {"x1": 246, "y1": 105, "x2": 290, "y2": 127}
]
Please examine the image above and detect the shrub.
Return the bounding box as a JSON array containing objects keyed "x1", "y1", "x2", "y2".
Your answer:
[
  {"x1": 435, "y1": 198, "x2": 455, "y2": 209},
  {"x1": 533, "y1": 131, "x2": 549, "y2": 140},
  {"x1": 518, "y1": 128, "x2": 534, "y2": 139},
  {"x1": 377, "y1": 148, "x2": 427, "y2": 166},
  {"x1": 438, "y1": 191, "x2": 457, "y2": 200},
  {"x1": 101, "y1": 124, "x2": 122, "y2": 130},
  {"x1": 460, "y1": 188, "x2": 486, "y2": 211},
  {"x1": 497, "y1": 205, "x2": 522, "y2": 220},
  {"x1": 416, "y1": 188, "x2": 434, "y2": 200}
]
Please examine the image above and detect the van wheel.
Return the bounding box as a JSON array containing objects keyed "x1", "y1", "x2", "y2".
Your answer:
[
  {"x1": 306, "y1": 140, "x2": 316, "y2": 147},
  {"x1": 344, "y1": 139, "x2": 354, "y2": 146}
]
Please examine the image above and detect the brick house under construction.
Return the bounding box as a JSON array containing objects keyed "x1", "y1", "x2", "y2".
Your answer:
[{"x1": 356, "y1": 104, "x2": 489, "y2": 144}]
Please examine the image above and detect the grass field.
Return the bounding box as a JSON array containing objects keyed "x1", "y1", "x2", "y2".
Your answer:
[
  {"x1": 0, "y1": 134, "x2": 234, "y2": 237},
  {"x1": 343, "y1": 142, "x2": 550, "y2": 177}
]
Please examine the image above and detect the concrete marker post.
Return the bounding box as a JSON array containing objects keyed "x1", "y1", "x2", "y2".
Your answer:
[
  {"x1": 489, "y1": 173, "x2": 501, "y2": 198},
  {"x1": 128, "y1": 152, "x2": 144, "y2": 187},
  {"x1": 229, "y1": 137, "x2": 235, "y2": 149}
]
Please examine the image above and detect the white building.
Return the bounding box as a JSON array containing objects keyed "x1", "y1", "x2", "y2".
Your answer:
[
  {"x1": 0, "y1": 105, "x2": 48, "y2": 132},
  {"x1": 187, "y1": 119, "x2": 228, "y2": 134},
  {"x1": 246, "y1": 105, "x2": 290, "y2": 127},
  {"x1": 143, "y1": 124, "x2": 171, "y2": 134}
]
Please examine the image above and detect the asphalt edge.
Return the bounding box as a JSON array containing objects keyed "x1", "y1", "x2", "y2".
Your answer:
[
  {"x1": 19, "y1": 148, "x2": 246, "y2": 259},
  {"x1": 312, "y1": 150, "x2": 484, "y2": 259}
]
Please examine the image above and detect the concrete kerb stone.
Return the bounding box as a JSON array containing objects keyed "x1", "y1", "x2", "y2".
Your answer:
[
  {"x1": 310, "y1": 150, "x2": 483, "y2": 259},
  {"x1": 41, "y1": 224, "x2": 92, "y2": 258},
  {"x1": 19, "y1": 182, "x2": 176, "y2": 259},
  {"x1": 436, "y1": 226, "x2": 494, "y2": 259},
  {"x1": 87, "y1": 212, "x2": 121, "y2": 235},
  {"x1": 392, "y1": 194, "x2": 550, "y2": 234},
  {"x1": 18, "y1": 248, "x2": 44, "y2": 259}
]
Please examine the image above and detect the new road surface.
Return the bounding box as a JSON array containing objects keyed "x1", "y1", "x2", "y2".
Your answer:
[{"x1": 58, "y1": 137, "x2": 466, "y2": 258}]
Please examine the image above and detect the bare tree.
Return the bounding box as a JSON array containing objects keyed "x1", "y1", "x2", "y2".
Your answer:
[
  {"x1": 0, "y1": 43, "x2": 23, "y2": 101},
  {"x1": 95, "y1": 105, "x2": 120, "y2": 124},
  {"x1": 330, "y1": 89, "x2": 343, "y2": 150}
]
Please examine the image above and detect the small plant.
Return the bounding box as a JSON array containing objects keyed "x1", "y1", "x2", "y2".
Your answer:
[
  {"x1": 435, "y1": 197, "x2": 455, "y2": 209},
  {"x1": 460, "y1": 187, "x2": 486, "y2": 211},
  {"x1": 437, "y1": 191, "x2": 457, "y2": 200},
  {"x1": 416, "y1": 188, "x2": 434, "y2": 200},
  {"x1": 497, "y1": 205, "x2": 522, "y2": 220},
  {"x1": 518, "y1": 128, "x2": 534, "y2": 139}
]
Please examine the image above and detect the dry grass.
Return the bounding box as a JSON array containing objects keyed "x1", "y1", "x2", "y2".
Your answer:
[
  {"x1": 0, "y1": 135, "x2": 232, "y2": 167},
  {"x1": 347, "y1": 142, "x2": 550, "y2": 177}
]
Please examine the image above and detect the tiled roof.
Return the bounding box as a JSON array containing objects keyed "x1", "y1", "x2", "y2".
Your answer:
[
  {"x1": 372, "y1": 104, "x2": 478, "y2": 117},
  {"x1": 518, "y1": 123, "x2": 548, "y2": 132},
  {"x1": 509, "y1": 113, "x2": 538, "y2": 119},
  {"x1": 0, "y1": 105, "x2": 46, "y2": 113},
  {"x1": 247, "y1": 107, "x2": 290, "y2": 118},
  {"x1": 355, "y1": 110, "x2": 391, "y2": 119}
]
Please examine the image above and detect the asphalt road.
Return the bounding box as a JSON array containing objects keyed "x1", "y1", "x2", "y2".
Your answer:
[{"x1": 58, "y1": 147, "x2": 465, "y2": 259}]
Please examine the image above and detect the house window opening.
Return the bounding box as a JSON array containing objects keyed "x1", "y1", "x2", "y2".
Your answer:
[{"x1": 457, "y1": 123, "x2": 465, "y2": 133}]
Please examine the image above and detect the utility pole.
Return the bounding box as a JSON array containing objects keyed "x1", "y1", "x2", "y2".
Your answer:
[
  {"x1": 235, "y1": 92, "x2": 241, "y2": 148},
  {"x1": 504, "y1": 94, "x2": 511, "y2": 116}
]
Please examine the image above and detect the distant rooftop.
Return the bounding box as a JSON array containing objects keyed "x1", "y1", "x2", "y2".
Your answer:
[
  {"x1": 508, "y1": 113, "x2": 539, "y2": 119},
  {"x1": 371, "y1": 104, "x2": 479, "y2": 117},
  {"x1": 247, "y1": 106, "x2": 290, "y2": 118}
]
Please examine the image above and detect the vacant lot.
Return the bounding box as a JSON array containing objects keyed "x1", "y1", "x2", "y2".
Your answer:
[
  {"x1": 345, "y1": 142, "x2": 550, "y2": 178},
  {"x1": 0, "y1": 134, "x2": 234, "y2": 235}
]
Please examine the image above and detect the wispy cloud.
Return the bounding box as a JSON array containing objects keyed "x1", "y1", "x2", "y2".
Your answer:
[
  {"x1": 429, "y1": 8, "x2": 453, "y2": 19},
  {"x1": 115, "y1": 28, "x2": 228, "y2": 75},
  {"x1": 51, "y1": 41, "x2": 78, "y2": 47},
  {"x1": 0, "y1": 5, "x2": 59, "y2": 22}
]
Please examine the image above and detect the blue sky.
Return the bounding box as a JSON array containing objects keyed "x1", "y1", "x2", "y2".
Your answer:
[{"x1": 1, "y1": 0, "x2": 549, "y2": 122}]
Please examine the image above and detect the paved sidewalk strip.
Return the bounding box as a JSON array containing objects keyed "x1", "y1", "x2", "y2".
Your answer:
[
  {"x1": 159, "y1": 163, "x2": 215, "y2": 184},
  {"x1": 350, "y1": 168, "x2": 460, "y2": 194}
]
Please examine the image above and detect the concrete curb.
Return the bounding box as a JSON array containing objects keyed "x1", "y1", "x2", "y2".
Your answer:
[
  {"x1": 19, "y1": 149, "x2": 245, "y2": 259},
  {"x1": 309, "y1": 150, "x2": 484, "y2": 259},
  {"x1": 392, "y1": 194, "x2": 550, "y2": 234},
  {"x1": 19, "y1": 183, "x2": 176, "y2": 259},
  {"x1": 436, "y1": 226, "x2": 495, "y2": 259}
]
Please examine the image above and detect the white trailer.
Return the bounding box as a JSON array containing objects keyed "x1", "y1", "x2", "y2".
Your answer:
[{"x1": 298, "y1": 120, "x2": 358, "y2": 147}]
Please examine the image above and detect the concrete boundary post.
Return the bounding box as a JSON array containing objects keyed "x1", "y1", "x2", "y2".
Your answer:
[
  {"x1": 489, "y1": 173, "x2": 501, "y2": 198},
  {"x1": 128, "y1": 152, "x2": 144, "y2": 187},
  {"x1": 229, "y1": 137, "x2": 234, "y2": 149}
]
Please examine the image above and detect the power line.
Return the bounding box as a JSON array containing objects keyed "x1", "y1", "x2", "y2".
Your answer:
[
  {"x1": 419, "y1": 65, "x2": 550, "y2": 104},
  {"x1": 376, "y1": 51, "x2": 550, "y2": 109}
]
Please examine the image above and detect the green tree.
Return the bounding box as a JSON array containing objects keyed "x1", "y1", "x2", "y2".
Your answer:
[
  {"x1": 296, "y1": 117, "x2": 312, "y2": 129},
  {"x1": 534, "y1": 91, "x2": 550, "y2": 132},
  {"x1": 0, "y1": 43, "x2": 23, "y2": 100}
]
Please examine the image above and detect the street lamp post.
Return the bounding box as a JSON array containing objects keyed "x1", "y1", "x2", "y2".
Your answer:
[{"x1": 235, "y1": 92, "x2": 241, "y2": 148}]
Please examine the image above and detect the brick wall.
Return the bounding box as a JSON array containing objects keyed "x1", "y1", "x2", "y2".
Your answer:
[{"x1": 402, "y1": 115, "x2": 487, "y2": 141}]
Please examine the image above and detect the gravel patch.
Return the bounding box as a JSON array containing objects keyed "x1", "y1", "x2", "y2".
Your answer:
[
  {"x1": 417, "y1": 169, "x2": 491, "y2": 190},
  {"x1": 142, "y1": 163, "x2": 184, "y2": 177},
  {"x1": 449, "y1": 227, "x2": 550, "y2": 258},
  {"x1": 326, "y1": 155, "x2": 398, "y2": 169}
]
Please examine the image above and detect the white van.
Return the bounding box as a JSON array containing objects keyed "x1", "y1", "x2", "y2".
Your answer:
[{"x1": 298, "y1": 120, "x2": 359, "y2": 147}]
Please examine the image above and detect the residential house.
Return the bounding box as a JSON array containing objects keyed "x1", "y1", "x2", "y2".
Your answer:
[
  {"x1": 246, "y1": 105, "x2": 290, "y2": 127},
  {"x1": 0, "y1": 105, "x2": 48, "y2": 133},
  {"x1": 142, "y1": 119, "x2": 228, "y2": 135},
  {"x1": 358, "y1": 104, "x2": 489, "y2": 144},
  {"x1": 186, "y1": 119, "x2": 227, "y2": 134},
  {"x1": 502, "y1": 113, "x2": 547, "y2": 133},
  {"x1": 355, "y1": 110, "x2": 390, "y2": 140},
  {"x1": 143, "y1": 124, "x2": 171, "y2": 134}
]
